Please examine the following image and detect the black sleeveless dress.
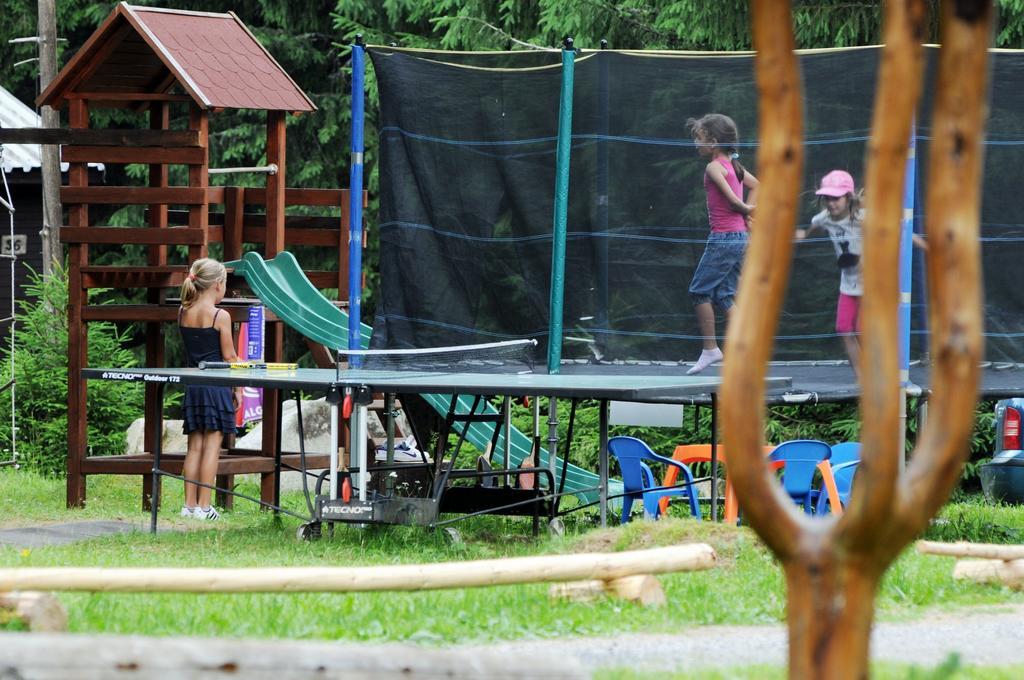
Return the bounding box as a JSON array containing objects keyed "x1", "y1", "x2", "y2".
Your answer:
[{"x1": 179, "y1": 308, "x2": 236, "y2": 435}]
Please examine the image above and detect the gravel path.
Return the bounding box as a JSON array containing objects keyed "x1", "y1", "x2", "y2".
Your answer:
[{"x1": 469, "y1": 603, "x2": 1024, "y2": 672}]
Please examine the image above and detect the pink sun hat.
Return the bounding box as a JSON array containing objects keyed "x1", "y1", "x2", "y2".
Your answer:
[{"x1": 816, "y1": 170, "x2": 856, "y2": 197}]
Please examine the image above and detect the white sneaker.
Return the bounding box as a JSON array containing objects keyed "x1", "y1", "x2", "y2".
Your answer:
[
  {"x1": 180, "y1": 506, "x2": 195, "y2": 518},
  {"x1": 194, "y1": 506, "x2": 220, "y2": 521},
  {"x1": 687, "y1": 347, "x2": 724, "y2": 375}
]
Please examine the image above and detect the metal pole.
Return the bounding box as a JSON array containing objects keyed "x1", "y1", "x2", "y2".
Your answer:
[
  {"x1": 599, "y1": 399, "x2": 609, "y2": 527},
  {"x1": 546, "y1": 397, "x2": 559, "y2": 493},
  {"x1": 502, "y1": 396, "x2": 511, "y2": 487},
  {"x1": 898, "y1": 124, "x2": 917, "y2": 473},
  {"x1": 329, "y1": 401, "x2": 339, "y2": 500},
  {"x1": 546, "y1": 37, "x2": 576, "y2": 374},
  {"x1": 385, "y1": 393, "x2": 396, "y2": 495},
  {"x1": 357, "y1": 404, "x2": 369, "y2": 502},
  {"x1": 347, "y1": 36, "x2": 366, "y2": 366},
  {"x1": 594, "y1": 39, "x2": 610, "y2": 361},
  {"x1": 208, "y1": 164, "x2": 278, "y2": 175},
  {"x1": 710, "y1": 395, "x2": 719, "y2": 521}
]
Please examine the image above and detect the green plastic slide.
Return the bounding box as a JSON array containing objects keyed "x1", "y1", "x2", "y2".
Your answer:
[{"x1": 226, "y1": 251, "x2": 619, "y2": 505}]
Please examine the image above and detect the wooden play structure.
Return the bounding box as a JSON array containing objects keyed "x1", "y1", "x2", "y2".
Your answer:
[
  {"x1": 721, "y1": 0, "x2": 991, "y2": 678},
  {"x1": 20, "y1": 3, "x2": 361, "y2": 509},
  {"x1": 918, "y1": 540, "x2": 1024, "y2": 590}
]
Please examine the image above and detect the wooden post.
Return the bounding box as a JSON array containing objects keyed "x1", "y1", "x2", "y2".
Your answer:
[
  {"x1": 261, "y1": 111, "x2": 288, "y2": 500},
  {"x1": 223, "y1": 186, "x2": 244, "y2": 263},
  {"x1": 187, "y1": 103, "x2": 209, "y2": 261},
  {"x1": 265, "y1": 111, "x2": 286, "y2": 259},
  {"x1": 338, "y1": 190, "x2": 349, "y2": 298},
  {"x1": 143, "y1": 102, "x2": 170, "y2": 511},
  {"x1": 721, "y1": 2, "x2": 991, "y2": 678},
  {"x1": 37, "y1": 0, "x2": 62, "y2": 278},
  {"x1": 65, "y1": 99, "x2": 90, "y2": 508}
]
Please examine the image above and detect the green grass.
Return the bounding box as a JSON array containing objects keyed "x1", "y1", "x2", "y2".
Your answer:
[{"x1": 1, "y1": 469, "x2": 1022, "y2": 644}]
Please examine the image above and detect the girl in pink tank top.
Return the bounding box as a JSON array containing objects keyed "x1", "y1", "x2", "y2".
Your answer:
[{"x1": 684, "y1": 113, "x2": 760, "y2": 374}]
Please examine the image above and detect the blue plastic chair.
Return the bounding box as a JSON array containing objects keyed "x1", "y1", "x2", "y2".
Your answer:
[
  {"x1": 816, "y1": 442, "x2": 861, "y2": 514},
  {"x1": 608, "y1": 436, "x2": 701, "y2": 523},
  {"x1": 768, "y1": 440, "x2": 832, "y2": 514}
]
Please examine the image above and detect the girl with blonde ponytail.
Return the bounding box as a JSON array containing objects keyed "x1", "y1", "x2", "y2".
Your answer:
[{"x1": 177, "y1": 258, "x2": 240, "y2": 520}]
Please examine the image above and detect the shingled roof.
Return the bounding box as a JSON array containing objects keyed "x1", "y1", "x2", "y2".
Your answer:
[{"x1": 38, "y1": 3, "x2": 315, "y2": 113}]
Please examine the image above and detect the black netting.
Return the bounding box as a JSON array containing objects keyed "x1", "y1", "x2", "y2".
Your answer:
[{"x1": 368, "y1": 45, "x2": 1024, "y2": 382}]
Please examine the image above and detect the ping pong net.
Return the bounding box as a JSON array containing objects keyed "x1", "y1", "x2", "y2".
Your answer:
[{"x1": 335, "y1": 339, "x2": 539, "y2": 374}]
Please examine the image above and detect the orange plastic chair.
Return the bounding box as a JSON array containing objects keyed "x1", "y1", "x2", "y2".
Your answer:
[{"x1": 660, "y1": 443, "x2": 843, "y2": 523}]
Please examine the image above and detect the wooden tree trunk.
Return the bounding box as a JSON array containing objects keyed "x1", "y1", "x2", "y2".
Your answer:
[
  {"x1": 783, "y1": 555, "x2": 882, "y2": 679},
  {"x1": 727, "y1": 1, "x2": 993, "y2": 677}
]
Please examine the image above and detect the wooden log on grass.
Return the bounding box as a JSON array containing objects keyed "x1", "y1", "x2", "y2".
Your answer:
[
  {"x1": 951, "y1": 559, "x2": 1024, "y2": 589},
  {"x1": 0, "y1": 544, "x2": 715, "y2": 593},
  {"x1": 0, "y1": 631, "x2": 587, "y2": 679},
  {"x1": 917, "y1": 540, "x2": 1024, "y2": 561},
  {"x1": 917, "y1": 541, "x2": 1024, "y2": 589},
  {"x1": 549, "y1": 574, "x2": 667, "y2": 607},
  {"x1": 0, "y1": 591, "x2": 67, "y2": 632}
]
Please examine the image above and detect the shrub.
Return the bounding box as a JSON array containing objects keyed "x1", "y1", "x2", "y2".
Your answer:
[{"x1": 0, "y1": 265, "x2": 142, "y2": 476}]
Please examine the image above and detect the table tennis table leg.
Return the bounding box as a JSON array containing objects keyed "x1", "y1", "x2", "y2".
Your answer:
[
  {"x1": 711, "y1": 394, "x2": 719, "y2": 522},
  {"x1": 149, "y1": 383, "x2": 165, "y2": 534},
  {"x1": 273, "y1": 393, "x2": 284, "y2": 514},
  {"x1": 547, "y1": 397, "x2": 559, "y2": 500},
  {"x1": 502, "y1": 397, "x2": 512, "y2": 488},
  {"x1": 599, "y1": 398, "x2": 609, "y2": 528},
  {"x1": 355, "y1": 403, "x2": 369, "y2": 502},
  {"x1": 329, "y1": 401, "x2": 339, "y2": 501}
]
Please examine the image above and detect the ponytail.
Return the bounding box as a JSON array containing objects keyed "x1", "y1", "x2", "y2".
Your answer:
[
  {"x1": 180, "y1": 276, "x2": 199, "y2": 309},
  {"x1": 730, "y1": 152, "x2": 746, "y2": 183}
]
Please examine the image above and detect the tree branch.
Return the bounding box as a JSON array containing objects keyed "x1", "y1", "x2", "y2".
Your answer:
[
  {"x1": 891, "y1": 0, "x2": 993, "y2": 553},
  {"x1": 720, "y1": 0, "x2": 808, "y2": 562},
  {"x1": 574, "y1": 0, "x2": 671, "y2": 44},
  {"x1": 437, "y1": 16, "x2": 550, "y2": 50},
  {"x1": 836, "y1": 0, "x2": 928, "y2": 553}
]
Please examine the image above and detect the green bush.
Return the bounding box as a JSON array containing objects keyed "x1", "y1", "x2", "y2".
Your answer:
[
  {"x1": 0, "y1": 265, "x2": 142, "y2": 476},
  {"x1": 504, "y1": 396, "x2": 996, "y2": 487}
]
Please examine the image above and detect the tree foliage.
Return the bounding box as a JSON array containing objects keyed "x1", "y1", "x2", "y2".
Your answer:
[{"x1": 0, "y1": 266, "x2": 143, "y2": 476}]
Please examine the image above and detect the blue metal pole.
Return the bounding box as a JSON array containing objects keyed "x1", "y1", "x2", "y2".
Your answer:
[
  {"x1": 547, "y1": 38, "x2": 576, "y2": 375},
  {"x1": 348, "y1": 36, "x2": 366, "y2": 366},
  {"x1": 899, "y1": 124, "x2": 916, "y2": 387},
  {"x1": 898, "y1": 123, "x2": 917, "y2": 472}
]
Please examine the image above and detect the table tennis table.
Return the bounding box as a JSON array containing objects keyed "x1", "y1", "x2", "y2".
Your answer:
[{"x1": 83, "y1": 366, "x2": 791, "y2": 535}]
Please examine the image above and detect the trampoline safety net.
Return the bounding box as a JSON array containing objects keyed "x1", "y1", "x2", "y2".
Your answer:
[{"x1": 367, "y1": 46, "x2": 1024, "y2": 374}]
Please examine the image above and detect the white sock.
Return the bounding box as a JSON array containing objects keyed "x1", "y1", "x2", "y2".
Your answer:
[{"x1": 687, "y1": 347, "x2": 723, "y2": 375}]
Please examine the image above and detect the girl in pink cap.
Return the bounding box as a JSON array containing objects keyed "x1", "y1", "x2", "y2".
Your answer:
[
  {"x1": 797, "y1": 171, "x2": 926, "y2": 376},
  {"x1": 796, "y1": 170, "x2": 865, "y2": 375}
]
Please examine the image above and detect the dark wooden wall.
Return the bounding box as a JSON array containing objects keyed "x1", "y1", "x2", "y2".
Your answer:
[{"x1": 0, "y1": 173, "x2": 44, "y2": 345}]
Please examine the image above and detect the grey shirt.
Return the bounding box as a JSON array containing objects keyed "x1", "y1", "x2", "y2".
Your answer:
[{"x1": 810, "y1": 208, "x2": 864, "y2": 296}]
